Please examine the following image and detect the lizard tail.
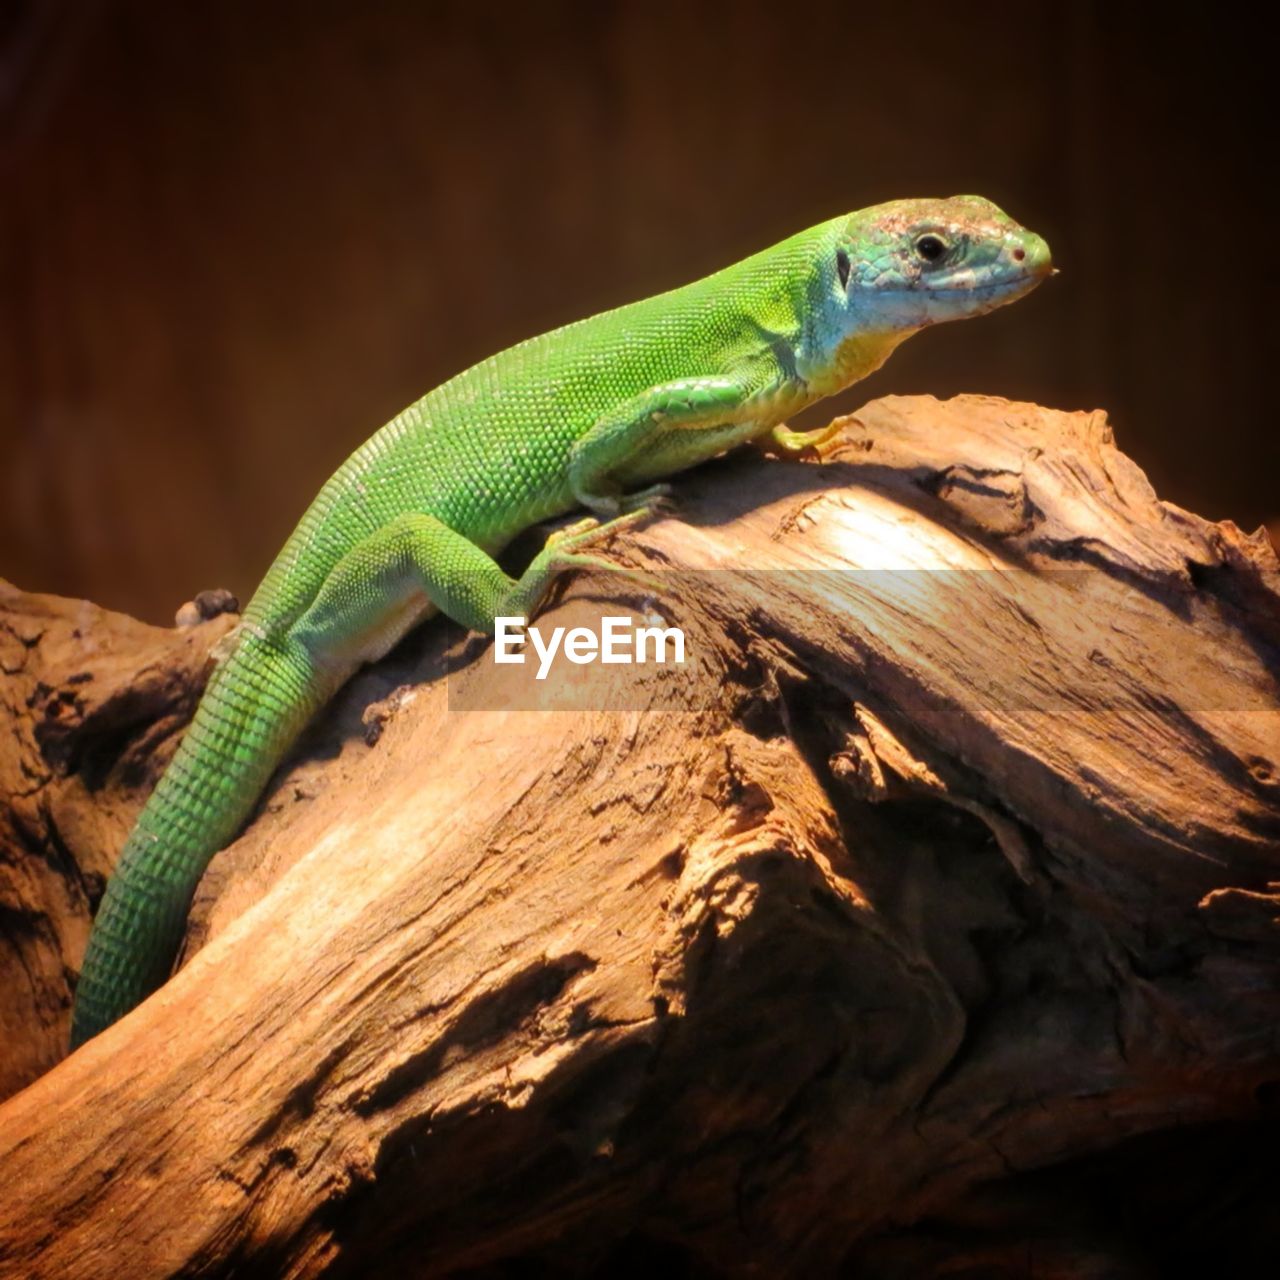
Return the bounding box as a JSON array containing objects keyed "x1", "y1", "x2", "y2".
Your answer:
[{"x1": 69, "y1": 633, "x2": 321, "y2": 1048}]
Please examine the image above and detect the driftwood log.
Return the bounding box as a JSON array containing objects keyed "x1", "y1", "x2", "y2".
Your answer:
[{"x1": 1, "y1": 395, "x2": 1277, "y2": 1277}]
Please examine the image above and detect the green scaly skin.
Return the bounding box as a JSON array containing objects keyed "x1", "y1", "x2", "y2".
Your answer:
[{"x1": 70, "y1": 195, "x2": 1053, "y2": 1048}]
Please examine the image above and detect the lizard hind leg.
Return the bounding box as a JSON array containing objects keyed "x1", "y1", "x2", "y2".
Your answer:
[{"x1": 289, "y1": 507, "x2": 666, "y2": 664}]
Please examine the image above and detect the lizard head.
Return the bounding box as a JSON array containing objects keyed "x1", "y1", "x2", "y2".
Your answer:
[{"x1": 834, "y1": 195, "x2": 1053, "y2": 331}]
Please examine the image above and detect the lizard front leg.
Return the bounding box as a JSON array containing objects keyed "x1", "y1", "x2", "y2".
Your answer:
[{"x1": 567, "y1": 372, "x2": 775, "y2": 518}]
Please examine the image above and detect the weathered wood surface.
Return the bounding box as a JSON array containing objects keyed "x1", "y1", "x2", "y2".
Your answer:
[{"x1": 1, "y1": 395, "x2": 1277, "y2": 1278}]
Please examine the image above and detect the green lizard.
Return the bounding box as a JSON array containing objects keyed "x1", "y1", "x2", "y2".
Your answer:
[{"x1": 69, "y1": 195, "x2": 1052, "y2": 1048}]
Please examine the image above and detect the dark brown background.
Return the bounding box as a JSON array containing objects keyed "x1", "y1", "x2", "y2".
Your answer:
[{"x1": 1, "y1": 0, "x2": 1273, "y2": 624}]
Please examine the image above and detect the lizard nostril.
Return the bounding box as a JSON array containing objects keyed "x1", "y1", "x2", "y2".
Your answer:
[{"x1": 1012, "y1": 247, "x2": 1026, "y2": 262}]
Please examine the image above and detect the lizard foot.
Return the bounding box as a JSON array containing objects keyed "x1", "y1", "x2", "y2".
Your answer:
[
  {"x1": 756, "y1": 420, "x2": 844, "y2": 458},
  {"x1": 540, "y1": 505, "x2": 665, "y2": 598},
  {"x1": 579, "y1": 483, "x2": 676, "y2": 520}
]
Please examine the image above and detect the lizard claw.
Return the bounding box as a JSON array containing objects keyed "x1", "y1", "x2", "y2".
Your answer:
[
  {"x1": 546, "y1": 515, "x2": 605, "y2": 549},
  {"x1": 757, "y1": 421, "x2": 843, "y2": 458},
  {"x1": 618, "y1": 482, "x2": 674, "y2": 514}
]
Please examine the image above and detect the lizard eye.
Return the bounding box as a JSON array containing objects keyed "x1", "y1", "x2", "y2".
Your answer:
[
  {"x1": 914, "y1": 234, "x2": 948, "y2": 263},
  {"x1": 836, "y1": 248, "x2": 851, "y2": 289}
]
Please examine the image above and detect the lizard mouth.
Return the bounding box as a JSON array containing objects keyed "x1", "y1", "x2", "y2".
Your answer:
[
  {"x1": 963, "y1": 271, "x2": 1044, "y2": 294},
  {"x1": 902, "y1": 261, "x2": 1054, "y2": 323},
  {"x1": 924, "y1": 260, "x2": 1055, "y2": 300}
]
